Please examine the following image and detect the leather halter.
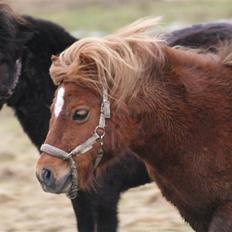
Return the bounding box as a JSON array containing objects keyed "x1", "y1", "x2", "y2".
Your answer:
[
  {"x1": 0, "y1": 59, "x2": 22, "y2": 103},
  {"x1": 40, "y1": 88, "x2": 110, "y2": 199}
]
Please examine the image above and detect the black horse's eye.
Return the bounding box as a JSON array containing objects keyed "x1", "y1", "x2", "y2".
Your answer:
[{"x1": 72, "y1": 108, "x2": 90, "y2": 123}]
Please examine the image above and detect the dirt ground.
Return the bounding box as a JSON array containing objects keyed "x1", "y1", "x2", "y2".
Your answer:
[{"x1": 0, "y1": 107, "x2": 193, "y2": 231}]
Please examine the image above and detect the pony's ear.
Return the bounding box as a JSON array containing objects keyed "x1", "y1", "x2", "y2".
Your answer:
[
  {"x1": 76, "y1": 53, "x2": 94, "y2": 63},
  {"x1": 75, "y1": 53, "x2": 97, "y2": 76},
  {"x1": 51, "y1": 55, "x2": 59, "y2": 62}
]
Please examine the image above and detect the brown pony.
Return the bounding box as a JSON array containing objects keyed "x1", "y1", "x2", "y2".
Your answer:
[{"x1": 36, "y1": 18, "x2": 232, "y2": 231}]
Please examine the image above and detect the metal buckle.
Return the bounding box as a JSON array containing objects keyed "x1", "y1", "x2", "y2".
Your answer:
[{"x1": 94, "y1": 126, "x2": 105, "y2": 139}]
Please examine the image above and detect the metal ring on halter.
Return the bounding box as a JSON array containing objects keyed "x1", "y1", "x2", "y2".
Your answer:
[{"x1": 94, "y1": 126, "x2": 106, "y2": 139}]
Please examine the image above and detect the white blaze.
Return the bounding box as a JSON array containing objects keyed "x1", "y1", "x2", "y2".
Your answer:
[{"x1": 54, "y1": 87, "x2": 65, "y2": 118}]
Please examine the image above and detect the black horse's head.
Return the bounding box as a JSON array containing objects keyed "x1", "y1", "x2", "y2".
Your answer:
[{"x1": 0, "y1": 3, "x2": 32, "y2": 108}]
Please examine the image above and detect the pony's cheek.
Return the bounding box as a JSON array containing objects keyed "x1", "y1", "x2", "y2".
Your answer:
[{"x1": 103, "y1": 125, "x2": 133, "y2": 157}]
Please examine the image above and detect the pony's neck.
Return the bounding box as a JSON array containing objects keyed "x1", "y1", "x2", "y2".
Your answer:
[{"x1": 131, "y1": 46, "x2": 232, "y2": 161}]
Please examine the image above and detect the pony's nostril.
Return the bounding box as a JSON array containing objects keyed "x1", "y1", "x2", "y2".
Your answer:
[
  {"x1": 41, "y1": 168, "x2": 54, "y2": 187},
  {"x1": 44, "y1": 168, "x2": 51, "y2": 179}
]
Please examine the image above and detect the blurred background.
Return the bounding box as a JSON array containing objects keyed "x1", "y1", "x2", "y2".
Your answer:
[
  {"x1": 0, "y1": 0, "x2": 232, "y2": 231},
  {"x1": 7, "y1": 0, "x2": 232, "y2": 35}
]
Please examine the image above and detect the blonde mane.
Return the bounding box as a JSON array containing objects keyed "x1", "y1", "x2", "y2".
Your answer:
[
  {"x1": 50, "y1": 18, "x2": 232, "y2": 106},
  {"x1": 50, "y1": 18, "x2": 166, "y2": 104}
]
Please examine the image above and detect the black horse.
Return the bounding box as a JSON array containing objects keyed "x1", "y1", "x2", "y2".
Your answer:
[{"x1": 1, "y1": 3, "x2": 232, "y2": 231}]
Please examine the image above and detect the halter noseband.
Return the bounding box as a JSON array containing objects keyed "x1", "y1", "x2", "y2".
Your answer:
[{"x1": 40, "y1": 88, "x2": 110, "y2": 199}]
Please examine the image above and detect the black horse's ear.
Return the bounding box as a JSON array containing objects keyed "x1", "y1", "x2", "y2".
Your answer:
[
  {"x1": 14, "y1": 30, "x2": 34, "y2": 58},
  {"x1": 16, "y1": 30, "x2": 34, "y2": 46}
]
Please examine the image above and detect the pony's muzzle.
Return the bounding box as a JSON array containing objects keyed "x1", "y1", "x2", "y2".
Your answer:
[
  {"x1": 36, "y1": 154, "x2": 72, "y2": 194},
  {"x1": 36, "y1": 168, "x2": 72, "y2": 194}
]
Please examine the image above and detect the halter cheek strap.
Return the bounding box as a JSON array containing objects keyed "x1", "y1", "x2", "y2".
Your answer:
[{"x1": 40, "y1": 88, "x2": 110, "y2": 199}]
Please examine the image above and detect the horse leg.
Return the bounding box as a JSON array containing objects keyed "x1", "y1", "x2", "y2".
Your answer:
[
  {"x1": 73, "y1": 189, "x2": 119, "y2": 232},
  {"x1": 208, "y1": 202, "x2": 232, "y2": 232},
  {"x1": 70, "y1": 153, "x2": 149, "y2": 232},
  {"x1": 95, "y1": 193, "x2": 119, "y2": 232},
  {"x1": 71, "y1": 190, "x2": 95, "y2": 232},
  {"x1": 93, "y1": 153, "x2": 149, "y2": 232}
]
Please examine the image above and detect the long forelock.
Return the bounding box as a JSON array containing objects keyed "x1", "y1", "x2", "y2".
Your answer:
[{"x1": 50, "y1": 18, "x2": 166, "y2": 106}]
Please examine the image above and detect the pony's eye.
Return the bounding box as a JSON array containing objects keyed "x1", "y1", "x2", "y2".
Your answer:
[{"x1": 72, "y1": 108, "x2": 90, "y2": 123}]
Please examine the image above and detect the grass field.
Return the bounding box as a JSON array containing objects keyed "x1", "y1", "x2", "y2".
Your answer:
[
  {"x1": 7, "y1": 0, "x2": 232, "y2": 32},
  {"x1": 1, "y1": 0, "x2": 231, "y2": 231}
]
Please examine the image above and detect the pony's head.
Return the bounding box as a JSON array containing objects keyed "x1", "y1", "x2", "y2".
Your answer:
[
  {"x1": 36, "y1": 18, "x2": 165, "y2": 195},
  {"x1": 0, "y1": 3, "x2": 31, "y2": 107}
]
